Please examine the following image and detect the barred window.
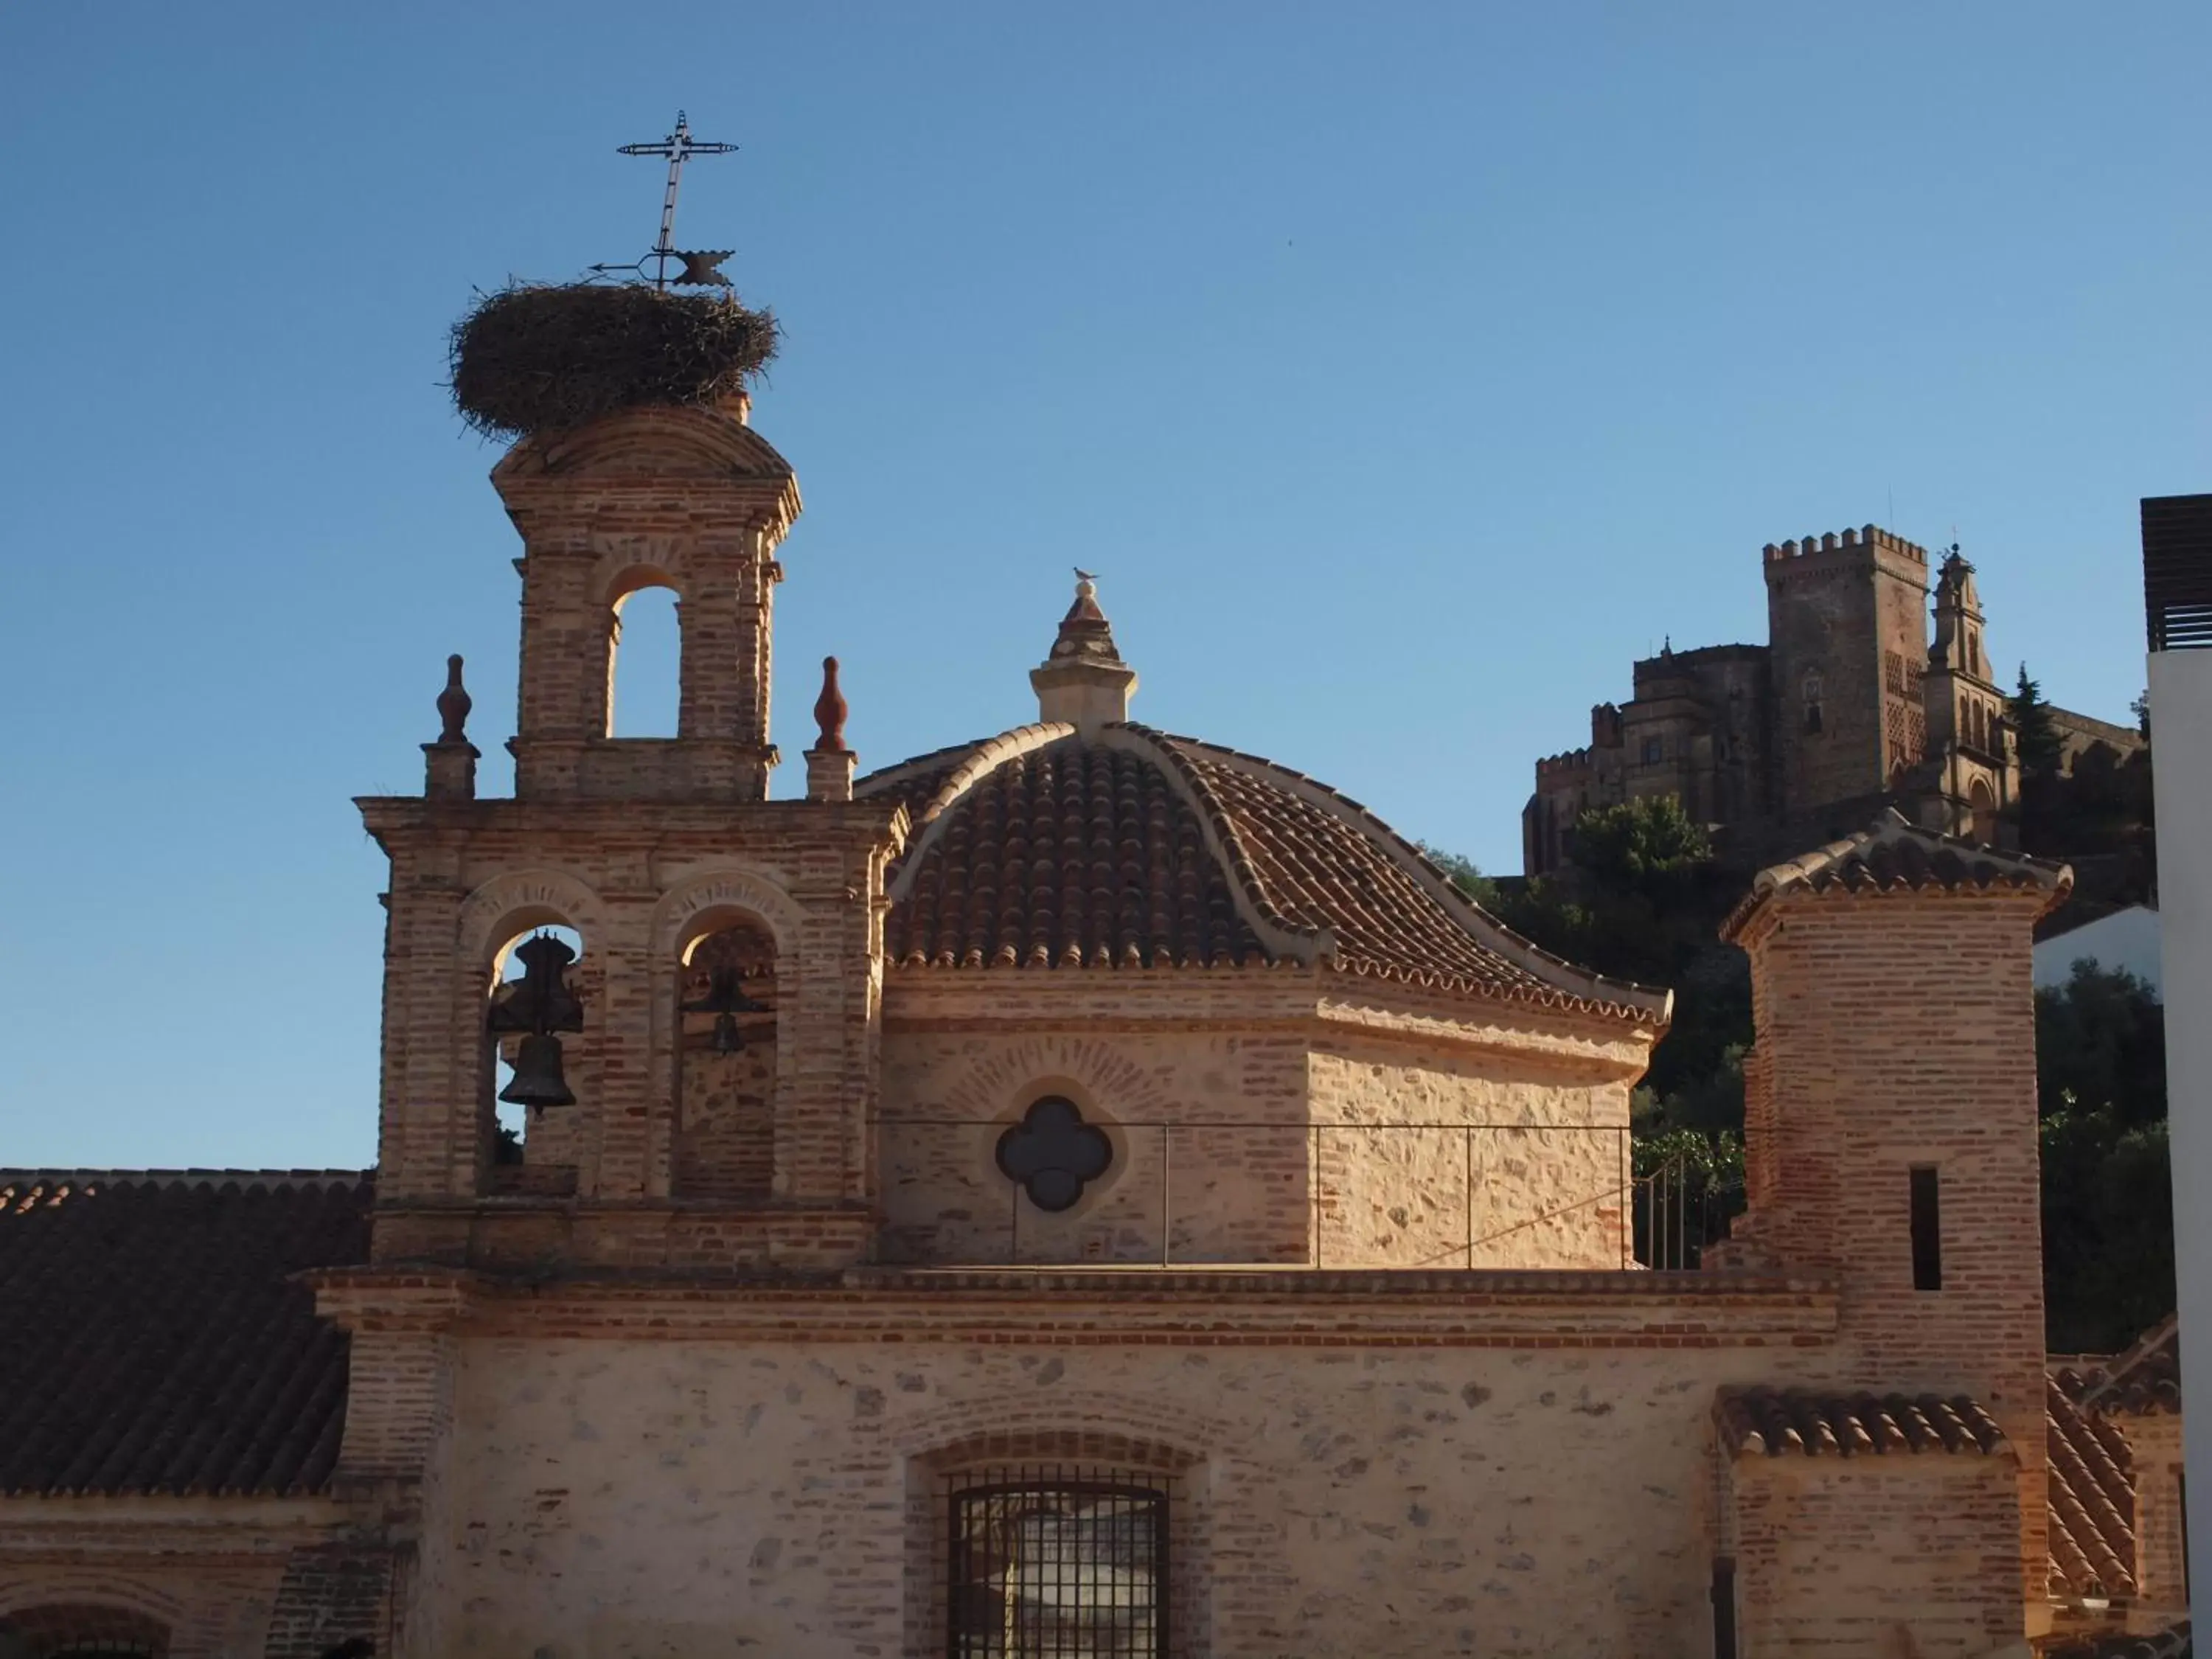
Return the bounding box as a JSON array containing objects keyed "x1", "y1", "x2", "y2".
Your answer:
[{"x1": 947, "y1": 1464, "x2": 1169, "y2": 1658}]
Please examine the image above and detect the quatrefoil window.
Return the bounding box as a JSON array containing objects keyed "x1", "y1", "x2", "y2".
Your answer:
[{"x1": 995, "y1": 1096, "x2": 1113, "y2": 1212}]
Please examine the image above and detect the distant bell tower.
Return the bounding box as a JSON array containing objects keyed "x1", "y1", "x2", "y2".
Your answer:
[{"x1": 1921, "y1": 546, "x2": 2016, "y2": 841}]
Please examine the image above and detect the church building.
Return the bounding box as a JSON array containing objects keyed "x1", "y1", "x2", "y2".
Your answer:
[{"x1": 0, "y1": 350, "x2": 2183, "y2": 1657}]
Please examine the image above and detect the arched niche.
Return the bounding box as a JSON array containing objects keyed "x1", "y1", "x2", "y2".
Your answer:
[{"x1": 672, "y1": 908, "x2": 781, "y2": 1199}]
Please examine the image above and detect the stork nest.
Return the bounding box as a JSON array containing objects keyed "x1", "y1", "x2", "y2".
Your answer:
[{"x1": 448, "y1": 282, "x2": 781, "y2": 440}]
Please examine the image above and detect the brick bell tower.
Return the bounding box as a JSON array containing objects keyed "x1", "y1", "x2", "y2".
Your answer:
[{"x1": 355, "y1": 387, "x2": 906, "y2": 1274}]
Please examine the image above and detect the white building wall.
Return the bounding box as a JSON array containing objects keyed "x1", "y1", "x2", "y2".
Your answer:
[{"x1": 2146, "y1": 644, "x2": 2212, "y2": 1611}]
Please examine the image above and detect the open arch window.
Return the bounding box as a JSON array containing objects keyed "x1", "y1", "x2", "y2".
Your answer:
[
  {"x1": 607, "y1": 580, "x2": 681, "y2": 738},
  {"x1": 947, "y1": 1465, "x2": 1169, "y2": 1658}
]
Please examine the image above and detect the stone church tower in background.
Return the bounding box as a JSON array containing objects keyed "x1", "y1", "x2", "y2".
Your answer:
[{"x1": 1525, "y1": 526, "x2": 2141, "y2": 874}]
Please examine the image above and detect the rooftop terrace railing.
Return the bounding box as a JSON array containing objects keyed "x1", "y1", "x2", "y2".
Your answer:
[{"x1": 873, "y1": 1119, "x2": 1738, "y2": 1273}]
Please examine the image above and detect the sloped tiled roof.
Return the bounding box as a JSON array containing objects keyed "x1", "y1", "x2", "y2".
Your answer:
[
  {"x1": 2077, "y1": 1314, "x2": 2183, "y2": 1418},
  {"x1": 860, "y1": 723, "x2": 1669, "y2": 1023},
  {"x1": 1724, "y1": 810, "x2": 2073, "y2": 939},
  {"x1": 2045, "y1": 1623, "x2": 2192, "y2": 1659},
  {"x1": 1715, "y1": 1387, "x2": 2008, "y2": 1458},
  {"x1": 0, "y1": 1170, "x2": 372, "y2": 1496},
  {"x1": 2048, "y1": 1363, "x2": 2139, "y2": 1598}
]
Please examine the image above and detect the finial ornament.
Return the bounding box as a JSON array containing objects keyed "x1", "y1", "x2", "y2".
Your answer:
[
  {"x1": 813, "y1": 655, "x2": 849, "y2": 753},
  {"x1": 436, "y1": 655, "x2": 472, "y2": 745}
]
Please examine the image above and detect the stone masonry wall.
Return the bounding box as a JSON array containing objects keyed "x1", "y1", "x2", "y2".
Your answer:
[
  {"x1": 423, "y1": 1334, "x2": 1875, "y2": 1659},
  {"x1": 1763, "y1": 531, "x2": 1928, "y2": 824},
  {"x1": 876, "y1": 974, "x2": 1650, "y2": 1268}
]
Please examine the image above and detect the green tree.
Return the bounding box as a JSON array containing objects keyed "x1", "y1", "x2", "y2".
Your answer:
[
  {"x1": 2036, "y1": 961, "x2": 2166, "y2": 1129},
  {"x1": 2034, "y1": 962, "x2": 2173, "y2": 1349},
  {"x1": 2010, "y1": 663, "x2": 2064, "y2": 777},
  {"x1": 1569, "y1": 796, "x2": 1714, "y2": 893}
]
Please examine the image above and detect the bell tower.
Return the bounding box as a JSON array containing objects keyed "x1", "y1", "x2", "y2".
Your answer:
[
  {"x1": 357, "y1": 384, "x2": 905, "y2": 1273},
  {"x1": 1921, "y1": 546, "x2": 2017, "y2": 841},
  {"x1": 496, "y1": 394, "x2": 800, "y2": 801}
]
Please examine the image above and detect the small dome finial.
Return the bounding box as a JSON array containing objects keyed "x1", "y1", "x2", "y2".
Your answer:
[
  {"x1": 813, "y1": 655, "x2": 849, "y2": 753},
  {"x1": 436, "y1": 654, "x2": 472, "y2": 745},
  {"x1": 1033, "y1": 571, "x2": 1136, "y2": 728}
]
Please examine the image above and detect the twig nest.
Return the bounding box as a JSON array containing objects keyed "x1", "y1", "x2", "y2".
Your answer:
[{"x1": 448, "y1": 282, "x2": 781, "y2": 440}]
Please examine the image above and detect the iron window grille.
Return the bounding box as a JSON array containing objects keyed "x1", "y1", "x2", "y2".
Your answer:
[{"x1": 945, "y1": 1464, "x2": 1170, "y2": 1658}]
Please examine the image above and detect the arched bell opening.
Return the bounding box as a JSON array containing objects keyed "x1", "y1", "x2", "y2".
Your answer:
[
  {"x1": 672, "y1": 914, "x2": 779, "y2": 1200},
  {"x1": 484, "y1": 922, "x2": 588, "y2": 1194}
]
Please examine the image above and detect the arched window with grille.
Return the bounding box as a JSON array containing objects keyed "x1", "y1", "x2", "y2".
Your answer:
[{"x1": 946, "y1": 1465, "x2": 1170, "y2": 1658}]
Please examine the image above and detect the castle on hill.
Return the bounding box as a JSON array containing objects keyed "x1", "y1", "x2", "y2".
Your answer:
[{"x1": 1524, "y1": 526, "x2": 2146, "y2": 876}]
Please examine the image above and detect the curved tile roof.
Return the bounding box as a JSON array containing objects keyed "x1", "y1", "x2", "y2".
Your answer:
[
  {"x1": 2045, "y1": 1624, "x2": 2193, "y2": 1659},
  {"x1": 2048, "y1": 1364, "x2": 2139, "y2": 1598},
  {"x1": 1716, "y1": 1386, "x2": 2008, "y2": 1458},
  {"x1": 0, "y1": 1170, "x2": 371, "y2": 1497},
  {"x1": 2076, "y1": 1313, "x2": 2183, "y2": 1418},
  {"x1": 858, "y1": 723, "x2": 1669, "y2": 1022},
  {"x1": 1725, "y1": 809, "x2": 2073, "y2": 939}
]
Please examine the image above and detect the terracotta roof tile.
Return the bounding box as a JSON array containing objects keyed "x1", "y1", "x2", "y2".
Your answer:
[
  {"x1": 0, "y1": 1170, "x2": 371, "y2": 1496},
  {"x1": 2048, "y1": 1366, "x2": 2139, "y2": 1597},
  {"x1": 2044, "y1": 1622, "x2": 2191, "y2": 1659},
  {"x1": 2076, "y1": 1314, "x2": 2183, "y2": 1418},
  {"x1": 860, "y1": 725, "x2": 1669, "y2": 1023},
  {"x1": 1716, "y1": 1386, "x2": 2008, "y2": 1458},
  {"x1": 872, "y1": 728, "x2": 1263, "y2": 969},
  {"x1": 1725, "y1": 810, "x2": 2072, "y2": 939}
]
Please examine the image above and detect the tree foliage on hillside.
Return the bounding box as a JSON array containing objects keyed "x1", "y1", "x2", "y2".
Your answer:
[
  {"x1": 2037, "y1": 962, "x2": 2173, "y2": 1353},
  {"x1": 2010, "y1": 664, "x2": 2065, "y2": 778}
]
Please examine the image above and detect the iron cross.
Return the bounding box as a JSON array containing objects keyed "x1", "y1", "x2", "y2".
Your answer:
[{"x1": 616, "y1": 111, "x2": 739, "y2": 291}]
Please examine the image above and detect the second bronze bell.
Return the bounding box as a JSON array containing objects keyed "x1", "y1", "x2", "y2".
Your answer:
[{"x1": 500, "y1": 1032, "x2": 577, "y2": 1109}]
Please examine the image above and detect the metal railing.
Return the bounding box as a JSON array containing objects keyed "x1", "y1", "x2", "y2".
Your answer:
[{"x1": 874, "y1": 1119, "x2": 1738, "y2": 1272}]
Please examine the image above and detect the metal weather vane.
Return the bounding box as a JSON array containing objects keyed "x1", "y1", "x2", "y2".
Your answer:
[{"x1": 590, "y1": 111, "x2": 740, "y2": 291}]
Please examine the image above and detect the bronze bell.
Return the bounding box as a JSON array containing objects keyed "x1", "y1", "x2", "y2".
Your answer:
[
  {"x1": 681, "y1": 965, "x2": 770, "y2": 1056},
  {"x1": 500, "y1": 1032, "x2": 577, "y2": 1109}
]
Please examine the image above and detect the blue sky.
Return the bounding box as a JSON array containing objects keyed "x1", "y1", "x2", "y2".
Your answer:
[{"x1": 2, "y1": 2, "x2": 2205, "y2": 1168}]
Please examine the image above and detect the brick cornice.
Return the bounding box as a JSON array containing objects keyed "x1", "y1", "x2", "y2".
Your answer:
[
  {"x1": 0, "y1": 1495, "x2": 348, "y2": 1551},
  {"x1": 321, "y1": 1264, "x2": 1840, "y2": 1346},
  {"x1": 354, "y1": 794, "x2": 909, "y2": 843}
]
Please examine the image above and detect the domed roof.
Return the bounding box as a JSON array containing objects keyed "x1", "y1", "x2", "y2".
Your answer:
[{"x1": 857, "y1": 722, "x2": 1667, "y2": 1024}]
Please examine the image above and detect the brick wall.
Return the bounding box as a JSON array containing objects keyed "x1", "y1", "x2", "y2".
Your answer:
[
  {"x1": 1725, "y1": 1453, "x2": 2023, "y2": 1656},
  {"x1": 1732, "y1": 884, "x2": 2051, "y2": 1604},
  {"x1": 261, "y1": 1545, "x2": 395, "y2": 1659},
  {"x1": 2124, "y1": 1413, "x2": 2188, "y2": 1622}
]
